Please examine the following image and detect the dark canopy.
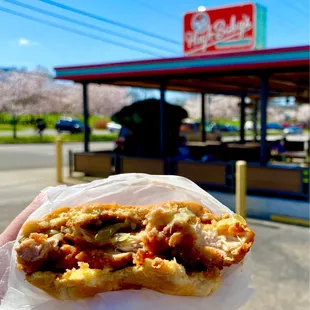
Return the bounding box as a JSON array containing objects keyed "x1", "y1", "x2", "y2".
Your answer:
[{"x1": 112, "y1": 99, "x2": 188, "y2": 157}]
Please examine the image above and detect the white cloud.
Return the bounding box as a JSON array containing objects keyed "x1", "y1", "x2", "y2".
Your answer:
[{"x1": 18, "y1": 38, "x2": 39, "y2": 46}]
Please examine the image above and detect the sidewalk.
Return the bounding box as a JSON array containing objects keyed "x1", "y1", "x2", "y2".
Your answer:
[
  {"x1": 0, "y1": 167, "x2": 94, "y2": 232},
  {"x1": 0, "y1": 168, "x2": 58, "y2": 232}
]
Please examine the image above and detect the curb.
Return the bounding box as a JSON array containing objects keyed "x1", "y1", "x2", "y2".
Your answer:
[
  {"x1": 242, "y1": 213, "x2": 310, "y2": 228},
  {"x1": 270, "y1": 215, "x2": 310, "y2": 227}
]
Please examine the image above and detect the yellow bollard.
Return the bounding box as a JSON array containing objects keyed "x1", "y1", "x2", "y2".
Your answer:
[
  {"x1": 55, "y1": 136, "x2": 63, "y2": 183},
  {"x1": 235, "y1": 160, "x2": 247, "y2": 218}
]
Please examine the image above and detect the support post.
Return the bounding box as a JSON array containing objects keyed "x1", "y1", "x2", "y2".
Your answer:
[
  {"x1": 201, "y1": 93, "x2": 206, "y2": 142},
  {"x1": 12, "y1": 114, "x2": 17, "y2": 139},
  {"x1": 68, "y1": 150, "x2": 73, "y2": 177},
  {"x1": 56, "y1": 136, "x2": 63, "y2": 183},
  {"x1": 235, "y1": 160, "x2": 247, "y2": 218},
  {"x1": 159, "y1": 83, "x2": 166, "y2": 157},
  {"x1": 260, "y1": 76, "x2": 269, "y2": 165},
  {"x1": 253, "y1": 99, "x2": 258, "y2": 142},
  {"x1": 207, "y1": 94, "x2": 211, "y2": 123},
  {"x1": 240, "y1": 93, "x2": 246, "y2": 143},
  {"x1": 82, "y1": 83, "x2": 90, "y2": 152}
]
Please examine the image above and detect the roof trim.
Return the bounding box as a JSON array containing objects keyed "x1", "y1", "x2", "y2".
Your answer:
[
  {"x1": 54, "y1": 45, "x2": 309, "y2": 71},
  {"x1": 55, "y1": 48, "x2": 309, "y2": 82},
  {"x1": 55, "y1": 60, "x2": 309, "y2": 83}
]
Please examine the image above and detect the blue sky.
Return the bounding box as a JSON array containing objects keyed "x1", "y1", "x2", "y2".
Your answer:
[{"x1": 0, "y1": 0, "x2": 309, "y2": 72}]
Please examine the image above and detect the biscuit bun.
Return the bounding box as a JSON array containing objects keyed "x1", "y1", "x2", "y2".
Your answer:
[{"x1": 26, "y1": 258, "x2": 220, "y2": 299}]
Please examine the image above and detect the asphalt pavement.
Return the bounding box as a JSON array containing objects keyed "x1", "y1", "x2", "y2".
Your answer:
[
  {"x1": 240, "y1": 220, "x2": 309, "y2": 310},
  {"x1": 0, "y1": 142, "x2": 114, "y2": 171}
]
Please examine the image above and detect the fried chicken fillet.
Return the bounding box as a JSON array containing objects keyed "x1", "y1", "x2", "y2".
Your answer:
[{"x1": 15, "y1": 201, "x2": 255, "y2": 300}]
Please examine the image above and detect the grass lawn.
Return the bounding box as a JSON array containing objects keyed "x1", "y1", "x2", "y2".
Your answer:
[
  {"x1": 0, "y1": 133, "x2": 117, "y2": 144},
  {"x1": 0, "y1": 113, "x2": 111, "y2": 130},
  {"x1": 0, "y1": 124, "x2": 33, "y2": 131},
  {"x1": 221, "y1": 130, "x2": 284, "y2": 137}
]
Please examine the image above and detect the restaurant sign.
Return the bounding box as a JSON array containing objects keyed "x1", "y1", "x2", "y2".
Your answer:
[{"x1": 183, "y1": 3, "x2": 267, "y2": 55}]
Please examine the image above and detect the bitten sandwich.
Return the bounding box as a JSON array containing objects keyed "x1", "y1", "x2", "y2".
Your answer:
[{"x1": 16, "y1": 201, "x2": 255, "y2": 300}]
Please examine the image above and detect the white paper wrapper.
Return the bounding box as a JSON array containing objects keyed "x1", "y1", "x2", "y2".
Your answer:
[{"x1": 0, "y1": 173, "x2": 253, "y2": 310}]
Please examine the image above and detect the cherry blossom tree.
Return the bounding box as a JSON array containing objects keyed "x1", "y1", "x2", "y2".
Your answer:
[
  {"x1": 1, "y1": 70, "x2": 307, "y2": 137},
  {"x1": 295, "y1": 104, "x2": 310, "y2": 123},
  {"x1": 183, "y1": 94, "x2": 240, "y2": 120},
  {"x1": 183, "y1": 94, "x2": 310, "y2": 125},
  {"x1": 0, "y1": 70, "x2": 49, "y2": 137},
  {"x1": 44, "y1": 83, "x2": 131, "y2": 115},
  {"x1": 0, "y1": 70, "x2": 131, "y2": 138},
  {"x1": 0, "y1": 71, "x2": 46, "y2": 113}
]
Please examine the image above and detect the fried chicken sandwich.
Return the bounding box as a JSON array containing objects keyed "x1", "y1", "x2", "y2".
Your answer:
[{"x1": 15, "y1": 201, "x2": 255, "y2": 300}]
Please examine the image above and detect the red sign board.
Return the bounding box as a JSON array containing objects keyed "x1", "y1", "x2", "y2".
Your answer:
[{"x1": 183, "y1": 3, "x2": 265, "y2": 55}]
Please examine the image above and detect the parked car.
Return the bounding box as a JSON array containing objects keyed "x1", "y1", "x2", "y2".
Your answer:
[
  {"x1": 295, "y1": 122, "x2": 309, "y2": 129},
  {"x1": 209, "y1": 123, "x2": 239, "y2": 133},
  {"x1": 55, "y1": 117, "x2": 89, "y2": 133},
  {"x1": 180, "y1": 119, "x2": 200, "y2": 132},
  {"x1": 267, "y1": 122, "x2": 283, "y2": 130},
  {"x1": 245, "y1": 121, "x2": 283, "y2": 131},
  {"x1": 245, "y1": 121, "x2": 261, "y2": 131},
  {"x1": 225, "y1": 125, "x2": 239, "y2": 132},
  {"x1": 281, "y1": 122, "x2": 290, "y2": 129},
  {"x1": 107, "y1": 121, "x2": 121, "y2": 133},
  {"x1": 284, "y1": 126, "x2": 303, "y2": 135},
  {"x1": 282, "y1": 122, "x2": 308, "y2": 129}
]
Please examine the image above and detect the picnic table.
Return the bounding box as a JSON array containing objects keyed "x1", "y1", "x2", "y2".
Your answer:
[{"x1": 271, "y1": 151, "x2": 308, "y2": 163}]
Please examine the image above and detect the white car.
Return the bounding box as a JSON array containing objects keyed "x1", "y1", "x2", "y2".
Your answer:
[
  {"x1": 283, "y1": 126, "x2": 303, "y2": 135},
  {"x1": 107, "y1": 122, "x2": 121, "y2": 133},
  {"x1": 244, "y1": 121, "x2": 261, "y2": 131}
]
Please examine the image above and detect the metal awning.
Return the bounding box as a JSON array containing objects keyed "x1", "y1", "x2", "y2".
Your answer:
[{"x1": 55, "y1": 45, "x2": 310, "y2": 102}]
